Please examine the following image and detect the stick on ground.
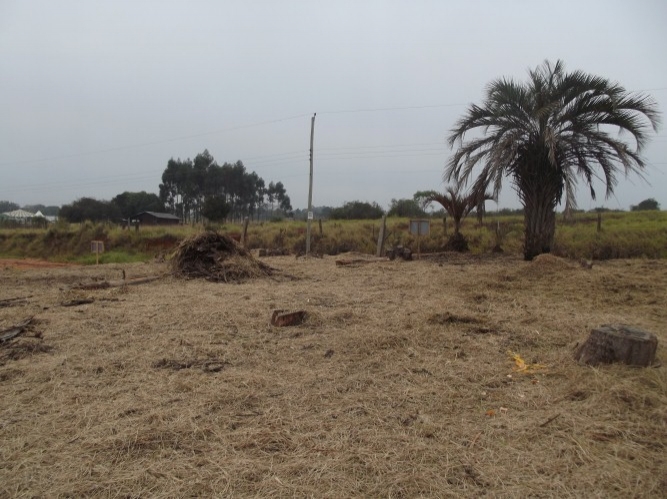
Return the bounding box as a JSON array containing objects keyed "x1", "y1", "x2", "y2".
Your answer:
[{"x1": 0, "y1": 317, "x2": 34, "y2": 344}]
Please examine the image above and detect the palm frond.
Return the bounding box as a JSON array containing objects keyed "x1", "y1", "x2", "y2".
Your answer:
[{"x1": 445, "y1": 59, "x2": 661, "y2": 210}]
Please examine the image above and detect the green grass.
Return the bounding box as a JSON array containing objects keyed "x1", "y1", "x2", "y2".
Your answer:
[
  {"x1": 0, "y1": 210, "x2": 664, "y2": 263},
  {"x1": 554, "y1": 211, "x2": 667, "y2": 259},
  {"x1": 72, "y1": 250, "x2": 151, "y2": 265}
]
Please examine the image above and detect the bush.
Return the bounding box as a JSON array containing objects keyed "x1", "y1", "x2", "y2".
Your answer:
[{"x1": 330, "y1": 201, "x2": 384, "y2": 220}]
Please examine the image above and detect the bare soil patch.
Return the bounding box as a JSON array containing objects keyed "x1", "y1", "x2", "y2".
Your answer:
[
  {"x1": 0, "y1": 255, "x2": 665, "y2": 497},
  {"x1": 0, "y1": 258, "x2": 78, "y2": 270}
]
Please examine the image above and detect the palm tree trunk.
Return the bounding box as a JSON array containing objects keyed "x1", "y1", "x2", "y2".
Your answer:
[
  {"x1": 453, "y1": 217, "x2": 462, "y2": 236},
  {"x1": 523, "y1": 191, "x2": 556, "y2": 261}
]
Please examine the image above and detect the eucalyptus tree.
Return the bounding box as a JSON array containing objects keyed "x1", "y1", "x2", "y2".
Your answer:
[
  {"x1": 159, "y1": 151, "x2": 292, "y2": 222},
  {"x1": 446, "y1": 60, "x2": 660, "y2": 260}
]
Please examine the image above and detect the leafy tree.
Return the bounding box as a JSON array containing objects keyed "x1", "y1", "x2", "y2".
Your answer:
[
  {"x1": 159, "y1": 152, "x2": 284, "y2": 222},
  {"x1": 387, "y1": 198, "x2": 426, "y2": 218},
  {"x1": 413, "y1": 191, "x2": 445, "y2": 217},
  {"x1": 43, "y1": 206, "x2": 60, "y2": 216},
  {"x1": 60, "y1": 198, "x2": 121, "y2": 223},
  {"x1": 0, "y1": 201, "x2": 19, "y2": 213},
  {"x1": 279, "y1": 195, "x2": 292, "y2": 214},
  {"x1": 247, "y1": 172, "x2": 266, "y2": 220},
  {"x1": 201, "y1": 196, "x2": 230, "y2": 222},
  {"x1": 265, "y1": 181, "x2": 292, "y2": 218},
  {"x1": 330, "y1": 201, "x2": 384, "y2": 220},
  {"x1": 292, "y1": 206, "x2": 333, "y2": 220},
  {"x1": 496, "y1": 208, "x2": 524, "y2": 216},
  {"x1": 111, "y1": 191, "x2": 164, "y2": 219},
  {"x1": 159, "y1": 158, "x2": 190, "y2": 220},
  {"x1": 631, "y1": 198, "x2": 660, "y2": 211},
  {"x1": 446, "y1": 60, "x2": 660, "y2": 260}
]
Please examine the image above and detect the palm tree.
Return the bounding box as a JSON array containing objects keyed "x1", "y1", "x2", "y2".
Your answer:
[
  {"x1": 420, "y1": 185, "x2": 492, "y2": 251},
  {"x1": 446, "y1": 60, "x2": 660, "y2": 260}
]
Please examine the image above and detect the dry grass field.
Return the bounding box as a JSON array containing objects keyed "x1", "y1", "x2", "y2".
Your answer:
[{"x1": 1, "y1": 253, "x2": 666, "y2": 497}]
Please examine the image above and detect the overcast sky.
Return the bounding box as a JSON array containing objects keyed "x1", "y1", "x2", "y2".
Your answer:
[{"x1": 1, "y1": 0, "x2": 666, "y2": 211}]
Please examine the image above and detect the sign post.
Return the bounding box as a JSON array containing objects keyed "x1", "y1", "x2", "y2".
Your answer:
[
  {"x1": 409, "y1": 219, "x2": 430, "y2": 259},
  {"x1": 91, "y1": 240, "x2": 105, "y2": 265}
]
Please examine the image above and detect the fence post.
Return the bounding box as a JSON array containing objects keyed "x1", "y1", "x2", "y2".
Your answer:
[
  {"x1": 376, "y1": 215, "x2": 387, "y2": 257},
  {"x1": 241, "y1": 217, "x2": 249, "y2": 247}
]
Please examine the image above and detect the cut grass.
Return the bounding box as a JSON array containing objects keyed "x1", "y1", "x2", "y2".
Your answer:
[{"x1": 0, "y1": 256, "x2": 665, "y2": 496}]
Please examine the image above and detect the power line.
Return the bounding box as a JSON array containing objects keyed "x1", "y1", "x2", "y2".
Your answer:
[
  {"x1": 1, "y1": 145, "x2": 449, "y2": 195},
  {"x1": 319, "y1": 102, "x2": 467, "y2": 115},
  {"x1": 317, "y1": 141, "x2": 444, "y2": 151},
  {"x1": 5, "y1": 153, "x2": 665, "y2": 195},
  {"x1": 0, "y1": 113, "x2": 311, "y2": 167},
  {"x1": 3, "y1": 173, "x2": 161, "y2": 194},
  {"x1": 3, "y1": 87, "x2": 664, "y2": 169}
]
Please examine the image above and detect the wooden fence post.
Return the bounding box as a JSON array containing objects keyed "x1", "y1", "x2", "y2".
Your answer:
[
  {"x1": 241, "y1": 217, "x2": 249, "y2": 247},
  {"x1": 376, "y1": 215, "x2": 387, "y2": 257}
]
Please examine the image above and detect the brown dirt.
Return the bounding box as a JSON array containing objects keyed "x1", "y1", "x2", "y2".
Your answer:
[
  {"x1": 0, "y1": 255, "x2": 666, "y2": 497},
  {"x1": 0, "y1": 258, "x2": 79, "y2": 270}
]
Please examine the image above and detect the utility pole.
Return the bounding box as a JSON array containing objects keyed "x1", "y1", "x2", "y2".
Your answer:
[{"x1": 306, "y1": 113, "x2": 316, "y2": 255}]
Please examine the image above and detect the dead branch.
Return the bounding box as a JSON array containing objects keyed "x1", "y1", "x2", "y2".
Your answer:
[
  {"x1": 335, "y1": 258, "x2": 386, "y2": 267},
  {"x1": 61, "y1": 299, "x2": 95, "y2": 307},
  {"x1": 73, "y1": 275, "x2": 164, "y2": 290},
  {"x1": 539, "y1": 413, "x2": 561, "y2": 427},
  {"x1": 0, "y1": 317, "x2": 34, "y2": 344},
  {"x1": 0, "y1": 296, "x2": 31, "y2": 308}
]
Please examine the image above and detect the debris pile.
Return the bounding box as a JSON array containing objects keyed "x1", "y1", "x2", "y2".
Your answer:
[
  {"x1": 387, "y1": 245, "x2": 412, "y2": 261},
  {"x1": 171, "y1": 231, "x2": 273, "y2": 282}
]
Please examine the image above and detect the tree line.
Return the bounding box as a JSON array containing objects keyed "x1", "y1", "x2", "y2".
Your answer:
[
  {"x1": 158, "y1": 150, "x2": 291, "y2": 223},
  {"x1": 2, "y1": 149, "x2": 295, "y2": 224},
  {"x1": 0, "y1": 201, "x2": 60, "y2": 216},
  {"x1": 58, "y1": 191, "x2": 164, "y2": 223}
]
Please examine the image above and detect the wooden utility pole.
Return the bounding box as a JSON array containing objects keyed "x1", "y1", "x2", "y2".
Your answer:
[{"x1": 306, "y1": 113, "x2": 316, "y2": 256}]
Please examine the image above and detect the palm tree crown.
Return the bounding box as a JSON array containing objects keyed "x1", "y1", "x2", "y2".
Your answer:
[{"x1": 446, "y1": 60, "x2": 660, "y2": 260}]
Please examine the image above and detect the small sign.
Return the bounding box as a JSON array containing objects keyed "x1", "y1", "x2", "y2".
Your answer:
[
  {"x1": 307, "y1": 211, "x2": 314, "y2": 220},
  {"x1": 409, "y1": 219, "x2": 430, "y2": 236},
  {"x1": 91, "y1": 241, "x2": 105, "y2": 253},
  {"x1": 91, "y1": 240, "x2": 104, "y2": 264}
]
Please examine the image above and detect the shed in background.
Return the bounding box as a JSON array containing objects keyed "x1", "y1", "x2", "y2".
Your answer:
[{"x1": 132, "y1": 211, "x2": 180, "y2": 226}]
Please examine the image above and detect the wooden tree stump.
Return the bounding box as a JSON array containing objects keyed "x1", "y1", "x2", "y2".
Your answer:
[
  {"x1": 270, "y1": 310, "x2": 307, "y2": 327},
  {"x1": 574, "y1": 324, "x2": 658, "y2": 367}
]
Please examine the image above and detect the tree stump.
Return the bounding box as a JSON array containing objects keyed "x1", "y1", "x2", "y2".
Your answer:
[
  {"x1": 270, "y1": 310, "x2": 307, "y2": 327},
  {"x1": 574, "y1": 324, "x2": 658, "y2": 367},
  {"x1": 387, "y1": 246, "x2": 412, "y2": 261}
]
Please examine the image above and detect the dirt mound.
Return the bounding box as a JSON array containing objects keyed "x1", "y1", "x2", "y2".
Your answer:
[{"x1": 170, "y1": 231, "x2": 272, "y2": 282}]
